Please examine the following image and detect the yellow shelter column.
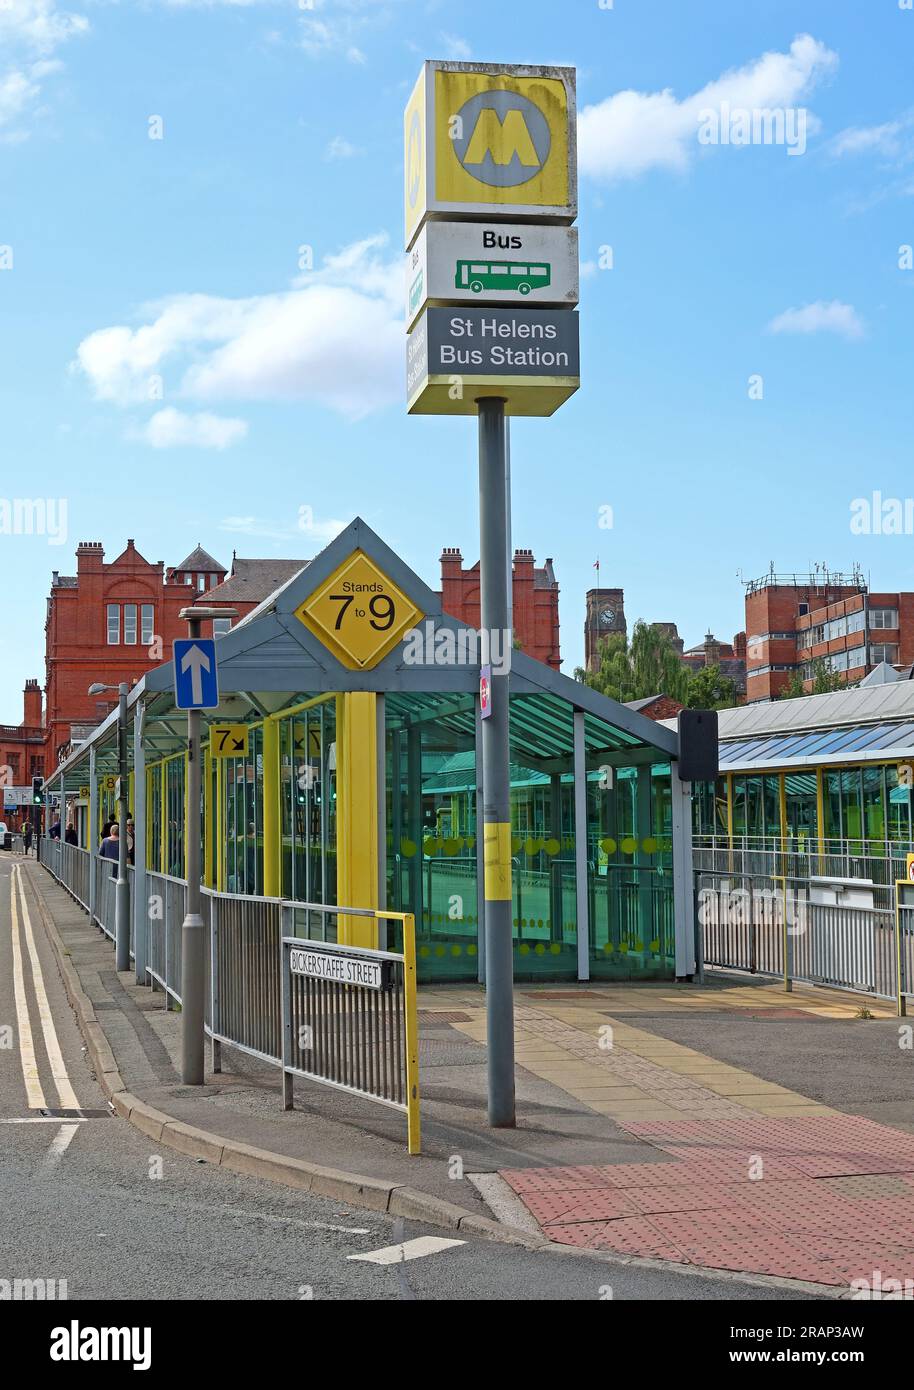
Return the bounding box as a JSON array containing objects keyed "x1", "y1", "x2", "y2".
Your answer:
[
  {"x1": 336, "y1": 692, "x2": 379, "y2": 947},
  {"x1": 262, "y1": 719, "x2": 281, "y2": 898}
]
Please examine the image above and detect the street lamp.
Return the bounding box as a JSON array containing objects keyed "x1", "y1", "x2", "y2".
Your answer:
[
  {"x1": 177, "y1": 605, "x2": 237, "y2": 1085},
  {"x1": 88, "y1": 680, "x2": 131, "y2": 971}
]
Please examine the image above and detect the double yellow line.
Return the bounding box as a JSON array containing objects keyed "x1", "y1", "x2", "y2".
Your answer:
[{"x1": 9, "y1": 864, "x2": 79, "y2": 1111}]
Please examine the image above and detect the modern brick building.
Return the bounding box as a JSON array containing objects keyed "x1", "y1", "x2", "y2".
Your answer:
[
  {"x1": 439, "y1": 546, "x2": 561, "y2": 669},
  {"x1": 744, "y1": 570, "x2": 914, "y2": 702}
]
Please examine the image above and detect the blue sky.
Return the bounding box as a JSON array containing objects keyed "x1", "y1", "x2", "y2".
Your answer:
[{"x1": 1, "y1": 0, "x2": 913, "y2": 719}]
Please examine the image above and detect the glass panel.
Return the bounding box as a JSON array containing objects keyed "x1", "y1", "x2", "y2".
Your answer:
[
  {"x1": 123, "y1": 604, "x2": 137, "y2": 645},
  {"x1": 887, "y1": 765, "x2": 912, "y2": 842},
  {"x1": 106, "y1": 604, "x2": 119, "y2": 645},
  {"x1": 141, "y1": 604, "x2": 154, "y2": 645},
  {"x1": 862, "y1": 765, "x2": 885, "y2": 842}
]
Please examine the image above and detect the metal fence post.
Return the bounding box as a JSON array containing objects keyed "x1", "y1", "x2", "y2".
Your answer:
[
  {"x1": 211, "y1": 895, "x2": 221, "y2": 1073},
  {"x1": 281, "y1": 936, "x2": 293, "y2": 1110}
]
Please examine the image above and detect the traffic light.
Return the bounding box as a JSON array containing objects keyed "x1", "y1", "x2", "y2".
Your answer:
[{"x1": 32, "y1": 775, "x2": 44, "y2": 805}]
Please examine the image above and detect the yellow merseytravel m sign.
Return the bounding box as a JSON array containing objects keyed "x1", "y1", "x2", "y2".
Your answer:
[
  {"x1": 294, "y1": 550, "x2": 423, "y2": 671},
  {"x1": 404, "y1": 61, "x2": 576, "y2": 248}
]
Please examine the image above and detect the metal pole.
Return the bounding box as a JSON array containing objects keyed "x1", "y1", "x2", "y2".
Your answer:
[
  {"x1": 115, "y1": 683, "x2": 130, "y2": 971},
  {"x1": 182, "y1": 616, "x2": 205, "y2": 1084},
  {"x1": 478, "y1": 397, "x2": 515, "y2": 1128}
]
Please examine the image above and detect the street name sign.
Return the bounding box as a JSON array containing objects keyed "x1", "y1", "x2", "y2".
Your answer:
[
  {"x1": 404, "y1": 61, "x2": 576, "y2": 249},
  {"x1": 294, "y1": 549, "x2": 423, "y2": 670},
  {"x1": 289, "y1": 945, "x2": 384, "y2": 990},
  {"x1": 407, "y1": 305, "x2": 579, "y2": 416},
  {"x1": 173, "y1": 638, "x2": 219, "y2": 710},
  {"x1": 406, "y1": 219, "x2": 578, "y2": 328},
  {"x1": 210, "y1": 724, "x2": 249, "y2": 758}
]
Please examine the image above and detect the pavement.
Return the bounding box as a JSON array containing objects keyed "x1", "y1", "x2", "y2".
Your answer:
[{"x1": 13, "y1": 852, "x2": 914, "y2": 1298}]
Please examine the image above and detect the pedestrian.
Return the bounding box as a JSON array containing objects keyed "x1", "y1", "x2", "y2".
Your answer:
[
  {"x1": 65, "y1": 821, "x2": 78, "y2": 846},
  {"x1": 101, "y1": 820, "x2": 112, "y2": 843},
  {"x1": 49, "y1": 816, "x2": 62, "y2": 840},
  {"x1": 23, "y1": 822, "x2": 33, "y2": 855},
  {"x1": 99, "y1": 823, "x2": 120, "y2": 877},
  {"x1": 126, "y1": 818, "x2": 135, "y2": 867}
]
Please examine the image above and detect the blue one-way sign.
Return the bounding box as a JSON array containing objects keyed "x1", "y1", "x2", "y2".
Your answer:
[{"x1": 173, "y1": 638, "x2": 219, "y2": 710}]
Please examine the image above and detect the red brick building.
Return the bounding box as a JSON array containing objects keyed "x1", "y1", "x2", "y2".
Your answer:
[
  {"x1": 439, "y1": 546, "x2": 561, "y2": 669},
  {"x1": 744, "y1": 570, "x2": 914, "y2": 701},
  {"x1": 0, "y1": 680, "x2": 45, "y2": 827}
]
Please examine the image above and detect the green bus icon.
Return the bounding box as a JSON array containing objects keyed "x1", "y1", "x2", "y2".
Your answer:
[{"x1": 455, "y1": 260, "x2": 552, "y2": 295}]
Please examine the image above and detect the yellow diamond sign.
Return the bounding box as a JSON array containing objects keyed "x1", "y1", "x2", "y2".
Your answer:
[{"x1": 294, "y1": 551, "x2": 423, "y2": 670}]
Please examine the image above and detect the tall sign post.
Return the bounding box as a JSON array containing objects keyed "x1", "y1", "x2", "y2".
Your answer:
[
  {"x1": 173, "y1": 608, "x2": 235, "y2": 1084},
  {"x1": 405, "y1": 61, "x2": 579, "y2": 1127}
]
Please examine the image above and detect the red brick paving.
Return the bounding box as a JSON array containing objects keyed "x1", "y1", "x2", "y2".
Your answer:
[{"x1": 501, "y1": 1114, "x2": 914, "y2": 1287}]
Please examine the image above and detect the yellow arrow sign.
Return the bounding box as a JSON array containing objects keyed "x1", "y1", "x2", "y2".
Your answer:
[
  {"x1": 294, "y1": 550, "x2": 423, "y2": 670},
  {"x1": 210, "y1": 724, "x2": 249, "y2": 758}
]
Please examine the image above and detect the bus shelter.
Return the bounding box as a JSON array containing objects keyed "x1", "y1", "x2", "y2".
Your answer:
[{"x1": 45, "y1": 518, "x2": 695, "y2": 985}]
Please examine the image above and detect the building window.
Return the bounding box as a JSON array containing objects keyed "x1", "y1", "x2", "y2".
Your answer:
[
  {"x1": 870, "y1": 608, "x2": 899, "y2": 630},
  {"x1": 124, "y1": 603, "x2": 137, "y2": 645},
  {"x1": 141, "y1": 604, "x2": 155, "y2": 645},
  {"x1": 7, "y1": 753, "x2": 20, "y2": 780},
  {"x1": 213, "y1": 618, "x2": 232, "y2": 638},
  {"x1": 869, "y1": 644, "x2": 898, "y2": 665},
  {"x1": 185, "y1": 575, "x2": 192, "y2": 585},
  {"x1": 197, "y1": 574, "x2": 206, "y2": 592},
  {"x1": 107, "y1": 604, "x2": 119, "y2": 645}
]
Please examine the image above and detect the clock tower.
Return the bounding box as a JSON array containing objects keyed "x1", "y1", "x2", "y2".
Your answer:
[{"x1": 585, "y1": 587, "x2": 626, "y2": 671}]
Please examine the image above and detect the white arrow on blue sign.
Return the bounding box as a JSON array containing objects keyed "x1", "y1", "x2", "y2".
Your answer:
[{"x1": 173, "y1": 638, "x2": 219, "y2": 710}]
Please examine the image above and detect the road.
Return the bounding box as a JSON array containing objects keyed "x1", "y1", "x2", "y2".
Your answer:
[{"x1": 0, "y1": 852, "x2": 820, "y2": 1302}]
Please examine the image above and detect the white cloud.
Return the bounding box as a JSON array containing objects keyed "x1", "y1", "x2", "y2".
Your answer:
[
  {"x1": 831, "y1": 112, "x2": 914, "y2": 162},
  {"x1": 74, "y1": 234, "x2": 403, "y2": 422},
  {"x1": 219, "y1": 514, "x2": 347, "y2": 544},
  {"x1": 767, "y1": 300, "x2": 865, "y2": 341},
  {"x1": 0, "y1": 1, "x2": 87, "y2": 138},
  {"x1": 440, "y1": 32, "x2": 471, "y2": 60},
  {"x1": 0, "y1": 0, "x2": 88, "y2": 51},
  {"x1": 325, "y1": 134, "x2": 360, "y2": 160},
  {"x1": 579, "y1": 34, "x2": 837, "y2": 182},
  {"x1": 135, "y1": 408, "x2": 248, "y2": 449}
]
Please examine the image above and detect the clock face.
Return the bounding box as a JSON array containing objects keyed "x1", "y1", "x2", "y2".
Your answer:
[{"x1": 600, "y1": 608, "x2": 616, "y2": 626}]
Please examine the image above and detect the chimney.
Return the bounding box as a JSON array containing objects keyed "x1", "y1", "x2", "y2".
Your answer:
[
  {"x1": 439, "y1": 546, "x2": 463, "y2": 580},
  {"x1": 76, "y1": 540, "x2": 104, "y2": 574},
  {"x1": 23, "y1": 678, "x2": 42, "y2": 729},
  {"x1": 703, "y1": 631, "x2": 721, "y2": 665}
]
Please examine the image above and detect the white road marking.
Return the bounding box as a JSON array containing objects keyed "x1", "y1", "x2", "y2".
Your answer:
[
  {"x1": 14, "y1": 866, "x2": 80, "y2": 1111},
  {"x1": 9, "y1": 866, "x2": 46, "y2": 1109},
  {"x1": 466, "y1": 1172, "x2": 543, "y2": 1235},
  {"x1": 41, "y1": 1122, "x2": 80, "y2": 1171},
  {"x1": 0, "y1": 1117, "x2": 90, "y2": 1124},
  {"x1": 302, "y1": 1222, "x2": 371, "y2": 1235},
  {"x1": 348, "y1": 1236, "x2": 465, "y2": 1265}
]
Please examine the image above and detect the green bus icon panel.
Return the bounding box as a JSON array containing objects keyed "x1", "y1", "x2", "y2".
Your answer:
[{"x1": 456, "y1": 260, "x2": 552, "y2": 295}]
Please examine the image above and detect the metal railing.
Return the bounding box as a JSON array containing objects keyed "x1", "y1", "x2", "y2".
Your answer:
[
  {"x1": 40, "y1": 836, "x2": 91, "y2": 912},
  {"x1": 694, "y1": 834, "x2": 914, "y2": 910},
  {"x1": 281, "y1": 908, "x2": 419, "y2": 1154},
  {"x1": 696, "y1": 868, "x2": 911, "y2": 1007},
  {"x1": 41, "y1": 850, "x2": 422, "y2": 1152}
]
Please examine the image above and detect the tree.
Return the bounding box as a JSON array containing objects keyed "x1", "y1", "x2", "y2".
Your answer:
[
  {"x1": 779, "y1": 659, "x2": 846, "y2": 700},
  {"x1": 577, "y1": 621, "x2": 690, "y2": 704},
  {"x1": 685, "y1": 663, "x2": 737, "y2": 710}
]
